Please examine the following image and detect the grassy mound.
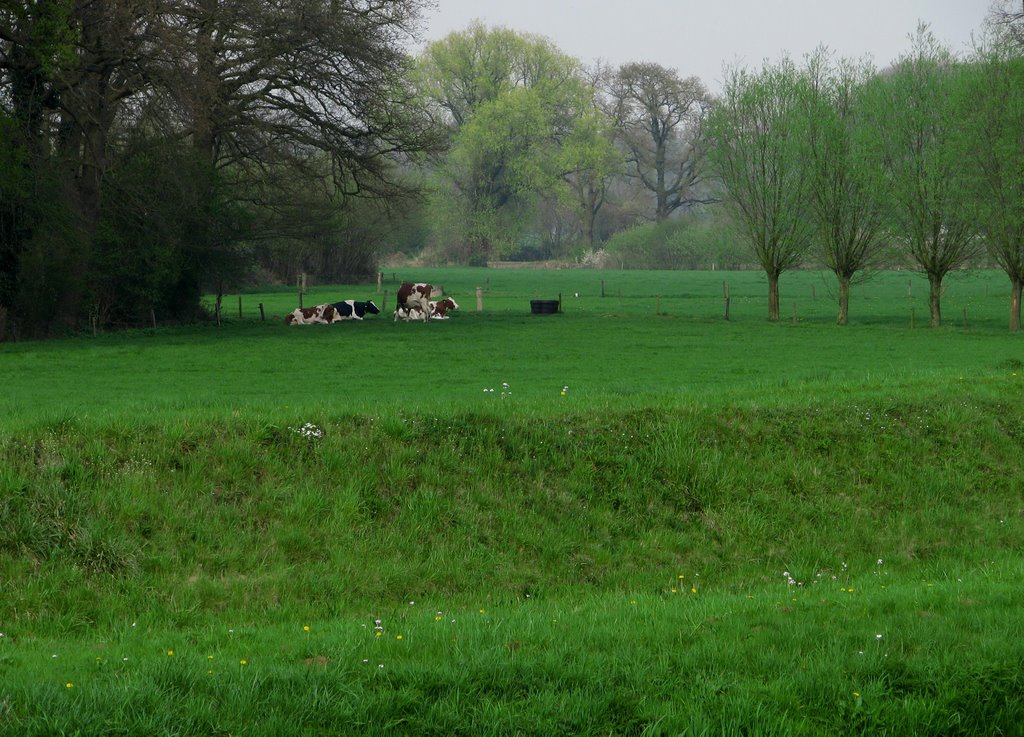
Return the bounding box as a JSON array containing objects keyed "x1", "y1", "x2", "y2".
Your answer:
[
  {"x1": 2, "y1": 386, "x2": 1023, "y2": 735},
  {"x1": 3, "y1": 389, "x2": 1020, "y2": 629}
]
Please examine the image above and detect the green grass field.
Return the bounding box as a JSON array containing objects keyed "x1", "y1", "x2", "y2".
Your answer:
[{"x1": 1, "y1": 268, "x2": 1022, "y2": 735}]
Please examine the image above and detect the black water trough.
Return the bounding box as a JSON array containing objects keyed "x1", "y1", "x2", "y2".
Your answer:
[{"x1": 530, "y1": 299, "x2": 560, "y2": 314}]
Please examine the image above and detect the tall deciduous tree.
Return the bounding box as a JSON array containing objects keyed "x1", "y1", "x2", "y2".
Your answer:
[
  {"x1": 706, "y1": 57, "x2": 816, "y2": 321},
  {"x1": 1, "y1": 0, "x2": 435, "y2": 337},
  {"x1": 803, "y1": 50, "x2": 890, "y2": 325},
  {"x1": 612, "y1": 62, "x2": 712, "y2": 222},
  {"x1": 857, "y1": 26, "x2": 978, "y2": 328},
  {"x1": 155, "y1": 0, "x2": 436, "y2": 196},
  {"x1": 987, "y1": 0, "x2": 1024, "y2": 48},
  {"x1": 559, "y1": 63, "x2": 623, "y2": 250},
  {"x1": 417, "y1": 23, "x2": 604, "y2": 263}
]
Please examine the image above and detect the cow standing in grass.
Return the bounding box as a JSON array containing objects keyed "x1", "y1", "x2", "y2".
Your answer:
[{"x1": 396, "y1": 282, "x2": 432, "y2": 321}]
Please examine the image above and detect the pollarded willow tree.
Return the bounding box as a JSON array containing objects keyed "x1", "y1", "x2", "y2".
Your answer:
[
  {"x1": 960, "y1": 36, "x2": 1024, "y2": 331},
  {"x1": 856, "y1": 26, "x2": 979, "y2": 328},
  {"x1": 706, "y1": 57, "x2": 816, "y2": 321},
  {"x1": 803, "y1": 50, "x2": 891, "y2": 325}
]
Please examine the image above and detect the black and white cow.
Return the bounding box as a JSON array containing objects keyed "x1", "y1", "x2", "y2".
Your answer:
[{"x1": 330, "y1": 300, "x2": 380, "y2": 320}]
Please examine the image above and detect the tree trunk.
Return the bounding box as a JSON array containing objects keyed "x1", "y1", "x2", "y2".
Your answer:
[
  {"x1": 928, "y1": 272, "x2": 942, "y2": 327},
  {"x1": 767, "y1": 272, "x2": 780, "y2": 321},
  {"x1": 1011, "y1": 277, "x2": 1022, "y2": 332},
  {"x1": 583, "y1": 212, "x2": 595, "y2": 249},
  {"x1": 654, "y1": 138, "x2": 668, "y2": 222},
  {"x1": 836, "y1": 274, "x2": 850, "y2": 326}
]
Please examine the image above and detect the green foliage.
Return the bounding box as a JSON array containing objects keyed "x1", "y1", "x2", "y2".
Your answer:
[
  {"x1": 706, "y1": 56, "x2": 817, "y2": 318},
  {"x1": 0, "y1": 0, "x2": 434, "y2": 336},
  {"x1": 603, "y1": 212, "x2": 746, "y2": 269},
  {"x1": 856, "y1": 27, "x2": 980, "y2": 326},
  {"x1": 0, "y1": 112, "x2": 84, "y2": 337},
  {"x1": 417, "y1": 23, "x2": 614, "y2": 263},
  {"x1": 91, "y1": 137, "x2": 253, "y2": 324},
  {"x1": 958, "y1": 40, "x2": 1024, "y2": 328}
]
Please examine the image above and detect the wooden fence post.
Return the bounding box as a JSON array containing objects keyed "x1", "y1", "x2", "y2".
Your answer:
[
  {"x1": 476, "y1": 287, "x2": 483, "y2": 311},
  {"x1": 238, "y1": 295, "x2": 242, "y2": 319},
  {"x1": 601, "y1": 279, "x2": 605, "y2": 298},
  {"x1": 724, "y1": 283, "x2": 730, "y2": 321},
  {"x1": 258, "y1": 303, "x2": 265, "y2": 321}
]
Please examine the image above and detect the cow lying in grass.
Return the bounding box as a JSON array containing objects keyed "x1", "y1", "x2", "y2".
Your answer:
[
  {"x1": 429, "y1": 297, "x2": 459, "y2": 319},
  {"x1": 394, "y1": 296, "x2": 459, "y2": 321},
  {"x1": 285, "y1": 304, "x2": 340, "y2": 325},
  {"x1": 394, "y1": 303, "x2": 428, "y2": 321},
  {"x1": 330, "y1": 300, "x2": 380, "y2": 320},
  {"x1": 286, "y1": 300, "x2": 380, "y2": 324}
]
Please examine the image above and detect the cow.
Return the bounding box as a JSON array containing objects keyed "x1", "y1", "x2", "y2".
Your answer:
[
  {"x1": 396, "y1": 282, "x2": 432, "y2": 318},
  {"x1": 285, "y1": 304, "x2": 341, "y2": 325},
  {"x1": 394, "y1": 303, "x2": 428, "y2": 322},
  {"x1": 330, "y1": 300, "x2": 380, "y2": 320},
  {"x1": 429, "y1": 297, "x2": 459, "y2": 320}
]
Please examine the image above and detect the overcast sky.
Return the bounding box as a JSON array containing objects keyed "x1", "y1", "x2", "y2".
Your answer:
[{"x1": 414, "y1": 0, "x2": 993, "y2": 91}]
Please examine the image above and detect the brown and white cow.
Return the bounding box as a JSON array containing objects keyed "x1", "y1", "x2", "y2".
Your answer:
[
  {"x1": 285, "y1": 304, "x2": 341, "y2": 325},
  {"x1": 429, "y1": 297, "x2": 459, "y2": 320},
  {"x1": 396, "y1": 282, "x2": 432, "y2": 318}
]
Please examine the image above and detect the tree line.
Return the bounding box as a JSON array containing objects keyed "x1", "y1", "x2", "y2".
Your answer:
[
  {"x1": 3, "y1": 1, "x2": 1023, "y2": 337},
  {"x1": 1, "y1": 0, "x2": 437, "y2": 339}
]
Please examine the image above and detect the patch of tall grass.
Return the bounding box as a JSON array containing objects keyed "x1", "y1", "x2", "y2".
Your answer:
[{"x1": 2, "y1": 389, "x2": 1020, "y2": 626}]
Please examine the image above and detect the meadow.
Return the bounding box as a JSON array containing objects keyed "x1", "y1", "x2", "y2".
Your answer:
[{"x1": 1, "y1": 268, "x2": 1022, "y2": 735}]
